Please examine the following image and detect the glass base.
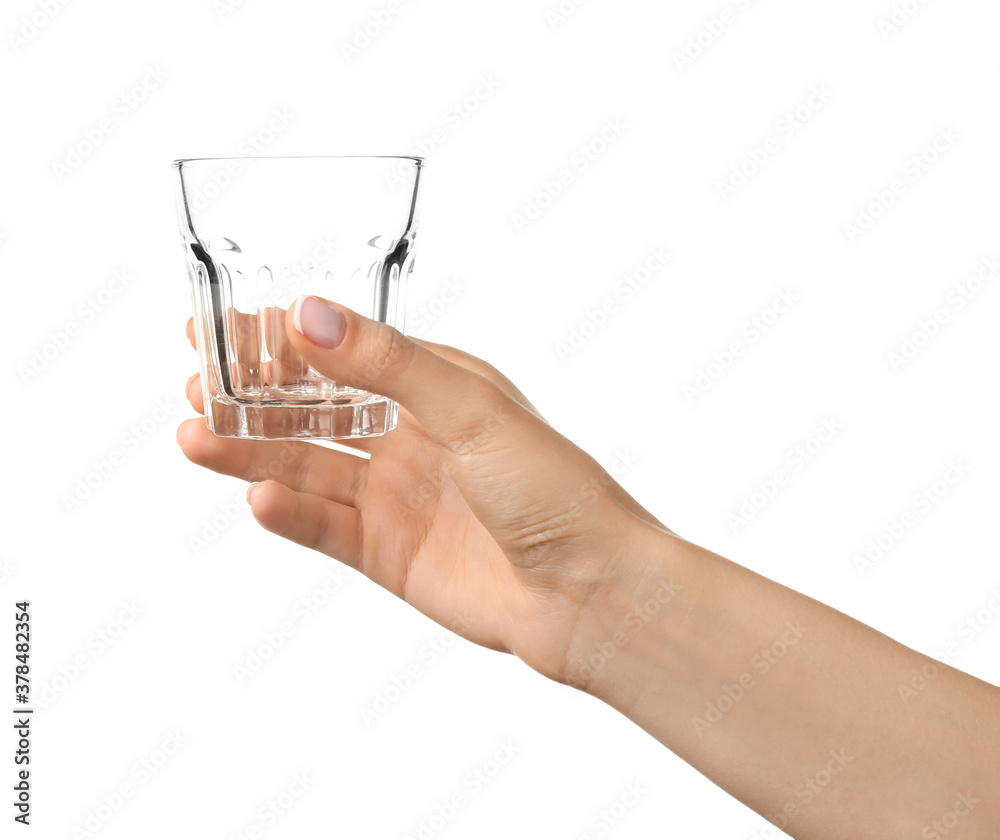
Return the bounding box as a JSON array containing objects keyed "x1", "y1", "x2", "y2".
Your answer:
[{"x1": 206, "y1": 394, "x2": 398, "y2": 440}]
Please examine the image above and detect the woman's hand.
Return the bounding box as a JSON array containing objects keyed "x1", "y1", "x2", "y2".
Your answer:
[
  {"x1": 178, "y1": 295, "x2": 672, "y2": 687},
  {"x1": 178, "y1": 296, "x2": 1000, "y2": 837}
]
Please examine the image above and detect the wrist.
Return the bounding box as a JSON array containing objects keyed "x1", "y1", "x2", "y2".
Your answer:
[{"x1": 560, "y1": 517, "x2": 694, "y2": 709}]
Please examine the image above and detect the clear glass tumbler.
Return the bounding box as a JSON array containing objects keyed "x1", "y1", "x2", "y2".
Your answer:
[{"x1": 173, "y1": 155, "x2": 423, "y2": 440}]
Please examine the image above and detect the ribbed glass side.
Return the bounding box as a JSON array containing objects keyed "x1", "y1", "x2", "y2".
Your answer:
[{"x1": 175, "y1": 155, "x2": 421, "y2": 440}]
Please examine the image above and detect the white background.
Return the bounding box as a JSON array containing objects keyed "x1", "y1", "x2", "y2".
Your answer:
[{"x1": 3, "y1": 0, "x2": 999, "y2": 837}]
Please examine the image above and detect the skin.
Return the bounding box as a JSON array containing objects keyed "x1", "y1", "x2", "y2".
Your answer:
[{"x1": 178, "y1": 300, "x2": 1000, "y2": 839}]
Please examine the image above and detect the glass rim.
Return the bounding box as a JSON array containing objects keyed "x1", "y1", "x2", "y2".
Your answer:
[{"x1": 171, "y1": 154, "x2": 424, "y2": 167}]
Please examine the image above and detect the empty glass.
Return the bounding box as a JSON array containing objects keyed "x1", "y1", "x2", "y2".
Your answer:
[{"x1": 173, "y1": 155, "x2": 423, "y2": 440}]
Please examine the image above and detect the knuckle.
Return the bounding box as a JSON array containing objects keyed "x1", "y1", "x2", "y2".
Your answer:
[
  {"x1": 364, "y1": 322, "x2": 414, "y2": 383},
  {"x1": 442, "y1": 379, "x2": 515, "y2": 455},
  {"x1": 291, "y1": 452, "x2": 314, "y2": 492}
]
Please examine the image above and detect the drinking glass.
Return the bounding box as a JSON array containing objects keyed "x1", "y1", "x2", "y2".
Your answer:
[{"x1": 173, "y1": 155, "x2": 423, "y2": 440}]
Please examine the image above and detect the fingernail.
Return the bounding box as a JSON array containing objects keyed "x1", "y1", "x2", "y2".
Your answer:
[
  {"x1": 246, "y1": 482, "x2": 260, "y2": 504},
  {"x1": 294, "y1": 295, "x2": 346, "y2": 348}
]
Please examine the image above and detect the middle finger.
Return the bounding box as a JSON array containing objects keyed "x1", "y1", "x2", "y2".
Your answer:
[{"x1": 177, "y1": 418, "x2": 368, "y2": 507}]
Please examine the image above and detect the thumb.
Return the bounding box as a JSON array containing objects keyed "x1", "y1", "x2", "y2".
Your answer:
[
  {"x1": 286, "y1": 294, "x2": 512, "y2": 452},
  {"x1": 286, "y1": 294, "x2": 637, "y2": 564}
]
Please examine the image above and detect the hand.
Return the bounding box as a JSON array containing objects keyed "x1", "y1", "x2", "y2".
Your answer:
[
  {"x1": 179, "y1": 297, "x2": 1000, "y2": 837},
  {"x1": 178, "y1": 295, "x2": 672, "y2": 685}
]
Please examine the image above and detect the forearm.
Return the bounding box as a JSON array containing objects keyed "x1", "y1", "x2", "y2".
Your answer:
[{"x1": 565, "y1": 521, "x2": 1000, "y2": 839}]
